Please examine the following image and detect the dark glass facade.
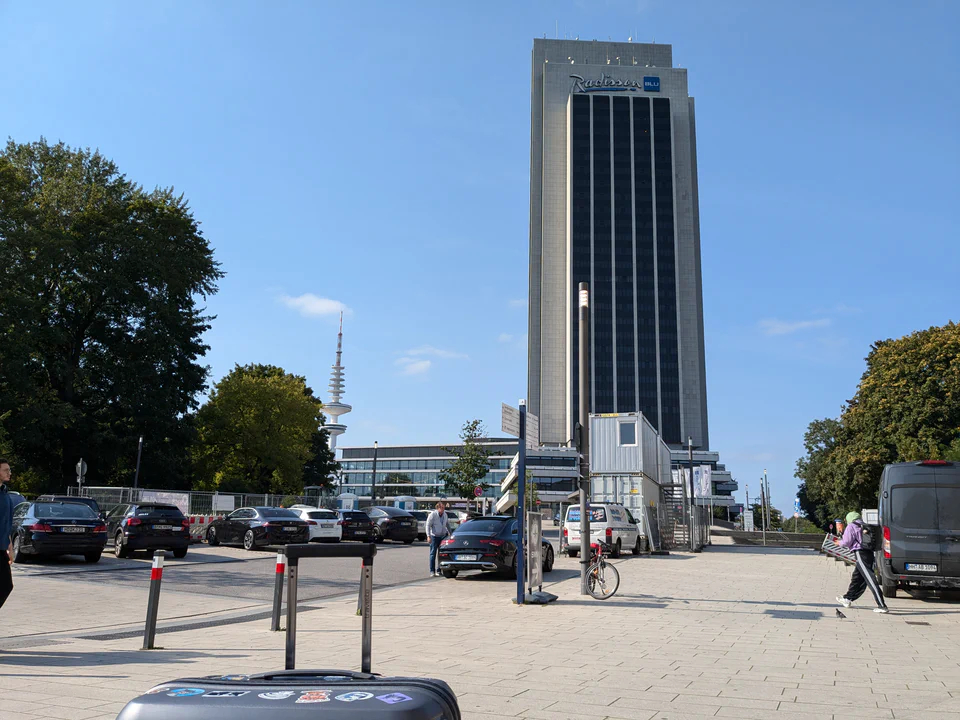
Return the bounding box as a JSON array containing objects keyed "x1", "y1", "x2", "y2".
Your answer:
[{"x1": 569, "y1": 93, "x2": 681, "y2": 443}]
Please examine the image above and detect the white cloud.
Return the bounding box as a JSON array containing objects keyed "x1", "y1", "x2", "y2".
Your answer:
[
  {"x1": 395, "y1": 357, "x2": 432, "y2": 376},
  {"x1": 498, "y1": 333, "x2": 513, "y2": 343},
  {"x1": 406, "y1": 345, "x2": 468, "y2": 360},
  {"x1": 758, "y1": 318, "x2": 831, "y2": 336},
  {"x1": 508, "y1": 299, "x2": 527, "y2": 309},
  {"x1": 279, "y1": 293, "x2": 351, "y2": 318}
]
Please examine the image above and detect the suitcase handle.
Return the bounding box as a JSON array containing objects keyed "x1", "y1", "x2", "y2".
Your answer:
[{"x1": 250, "y1": 669, "x2": 379, "y2": 681}]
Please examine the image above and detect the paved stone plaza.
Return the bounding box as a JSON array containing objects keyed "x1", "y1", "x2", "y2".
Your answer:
[{"x1": 2, "y1": 545, "x2": 959, "y2": 719}]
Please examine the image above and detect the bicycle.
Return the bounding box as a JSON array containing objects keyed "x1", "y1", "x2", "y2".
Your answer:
[{"x1": 586, "y1": 541, "x2": 620, "y2": 600}]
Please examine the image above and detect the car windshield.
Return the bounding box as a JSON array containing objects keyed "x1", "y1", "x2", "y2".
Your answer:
[
  {"x1": 410, "y1": 511, "x2": 428, "y2": 520},
  {"x1": 36, "y1": 502, "x2": 98, "y2": 519},
  {"x1": 136, "y1": 505, "x2": 183, "y2": 518},
  {"x1": 567, "y1": 507, "x2": 607, "y2": 523},
  {"x1": 456, "y1": 519, "x2": 509, "y2": 534},
  {"x1": 342, "y1": 512, "x2": 369, "y2": 521},
  {"x1": 260, "y1": 508, "x2": 299, "y2": 519},
  {"x1": 307, "y1": 510, "x2": 339, "y2": 520}
]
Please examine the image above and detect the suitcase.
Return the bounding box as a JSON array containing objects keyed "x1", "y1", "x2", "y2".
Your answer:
[{"x1": 115, "y1": 543, "x2": 461, "y2": 719}]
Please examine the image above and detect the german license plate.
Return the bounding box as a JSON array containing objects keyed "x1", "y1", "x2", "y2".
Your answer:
[
  {"x1": 454, "y1": 554, "x2": 477, "y2": 561},
  {"x1": 906, "y1": 563, "x2": 937, "y2": 572},
  {"x1": 283, "y1": 526, "x2": 297, "y2": 532},
  {"x1": 321, "y1": 524, "x2": 333, "y2": 528},
  {"x1": 61, "y1": 526, "x2": 85, "y2": 533},
  {"x1": 355, "y1": 530, "x2": 367, "y2": 535},
  {"x1": 153, "y1": 525, "x2": 172, "y2": 530}
]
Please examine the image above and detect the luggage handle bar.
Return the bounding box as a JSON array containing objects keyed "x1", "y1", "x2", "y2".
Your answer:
[
  {"x1": 270, "y1": 543, "x2": 377, "y2": 674},
  {"x1": 251, "y1": 669, "x2": 378, "y2": 681}
]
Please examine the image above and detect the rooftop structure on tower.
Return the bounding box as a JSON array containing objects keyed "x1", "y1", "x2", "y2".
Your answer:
[{"x1": 324, "y1": 312, "x2": 351, "y2": 450}]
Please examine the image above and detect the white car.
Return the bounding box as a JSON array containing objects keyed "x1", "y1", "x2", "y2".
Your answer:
[
  {"x1": 289, "y1": 507, "x2": 342, "y2": 543},
  {"x1": 563, "y1": 502, "x2": 642, "y2": 558}
]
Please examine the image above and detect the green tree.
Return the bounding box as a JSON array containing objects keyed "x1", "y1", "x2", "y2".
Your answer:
[
  {"x1": 796, "y1": 322, "x2": 960, "y2": 517},
  {"x1": 0, "y1": 139, "x2": 221, "y2": 492},
  {"x1": 523, "y1": 470, "x2": 540, "y2": 511},
  {"x1": 193, "y1": 364, "x2": 325, "y2": 494},
  {"x1": 750, "y1": 503, "x2": 783, "y2": 531},
  {"x1": 438, "y1": 419, "x2": 493, "y2": 499}
]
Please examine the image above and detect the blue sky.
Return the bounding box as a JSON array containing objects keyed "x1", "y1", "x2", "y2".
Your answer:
[{"x1": 3, "y1": 1, "x2": 957, "y2": 513}]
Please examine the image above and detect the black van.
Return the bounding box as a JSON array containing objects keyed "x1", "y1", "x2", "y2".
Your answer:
[{"x1": 877, "y1": 460, "x2": 960, "y2": 597}]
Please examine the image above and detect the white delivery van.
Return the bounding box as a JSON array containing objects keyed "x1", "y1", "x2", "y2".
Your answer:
[{"x1": 564, "y1": 503, "x2": 642, "y2": 558}]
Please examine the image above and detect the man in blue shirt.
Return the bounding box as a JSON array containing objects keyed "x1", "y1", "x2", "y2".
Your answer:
[{"x1": 0, "y1": 458, "x2": 14, "y2": 609}]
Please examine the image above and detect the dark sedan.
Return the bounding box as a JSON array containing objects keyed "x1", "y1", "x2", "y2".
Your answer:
[
  {"x1": 437, "y1": 515, "x2": 555, "y2": 579},
  {"x1": 106, "y1": 503, "x2": 191, "y2": 558},
  {"x1": 10, "y1": 500, "x2": 108, "y2": 563},
  {"x1": 206, "y1": 507, "x2": 309, "y2": 550},
  {"x1": 337, "y1": 510, "x2": 374, "y2": 541},
  {"x1": 364, "y1": 506, "x2": 418, "y2": 544}
]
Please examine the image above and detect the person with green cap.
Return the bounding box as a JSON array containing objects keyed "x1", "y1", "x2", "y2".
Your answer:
[{"x1": 837, "y1": 510, "x2": 889, "y2": 613}]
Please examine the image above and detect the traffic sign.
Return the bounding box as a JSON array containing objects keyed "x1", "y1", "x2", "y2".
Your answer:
[
  {"x1": 501, "y1": 403, "x2": 540, "y2": 449},
  {"x1": 473, "y1": 486, "x2": 483, "y2": 498},
  {"x1": 76, "y1": 459, "x2": 87, "y2": 477}
]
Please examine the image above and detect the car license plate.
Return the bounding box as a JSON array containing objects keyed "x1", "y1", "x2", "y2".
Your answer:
[
  {"x1": 61, "y1": 526, "x2": 85, "y2": 533},
  {"x1": 283, "y1": 526, "x2": 298, "y2": 532},
  {"x1": 153, "y1": 525, "x2": 172, "y2": 530},
  {"x1": 454, "y1": 554, "x2": 477, "y2": 561},
  {"x1": 321, "y1": 523, "x2": 333, "y2": 529},
  {"x1": 906, "y1": 563, "x2": 937, "y2": 572},
  {"x1": 355, "y1": 530, "x2": 367, "y2": 535}
]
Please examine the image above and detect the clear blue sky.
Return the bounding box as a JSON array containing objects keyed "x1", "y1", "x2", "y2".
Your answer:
[{"x1": 3, "y1": 1, "x2": 957, "y2": 513}]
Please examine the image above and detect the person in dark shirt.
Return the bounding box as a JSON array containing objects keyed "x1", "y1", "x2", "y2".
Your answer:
[{"x1": 0, "y1": 458, "x2": 15, "y2": 609}]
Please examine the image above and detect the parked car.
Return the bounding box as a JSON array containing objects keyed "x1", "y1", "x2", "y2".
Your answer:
[
  {"x1": 289, "y1": 506, "x2": 343, "y2": 543},
  {"x1": 38, "y1": 494, "x2": 104, "y2": 520},
  {"x1": 337, "y1": 510, "x2": 374, "y2": 541},
  {"x1": 206, "y1": 507, "x2": 309, "y2": 550},
  {"x1": 437, "y1": 515, "x2": 554, "y2": 579},
  {"x1": 10, "y1": 500, "x2": 107, "y2": 563},
  {"x1": 363, "y1": 506, "x2": 417, "y2": 544},
  {"x1": 106, "y1": 503, "x2": 191, "y2": 559},
  {"x1": 876, "y1": 460, "x2": 960, "y2": 598},
  {"x1": 409, "y1": 510, "x2": 429, "y2": 541},
  {"x1": 563, "y1": 502, "x2": 642, "y2": 558}
]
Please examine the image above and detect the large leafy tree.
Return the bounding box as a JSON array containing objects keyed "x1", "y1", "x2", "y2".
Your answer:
[
  {"x1": 796, "y1": 322, "x2": 960, "y2": 517},
  {"x1": 0, "y1": 139, "x2": 221, "y2": 492},
  {"x1": 438, "y1": 419, "x2": 494, "y2": 500},
  {"x1": 193, "y1": 364, "x2": 334, "y2": 494}
]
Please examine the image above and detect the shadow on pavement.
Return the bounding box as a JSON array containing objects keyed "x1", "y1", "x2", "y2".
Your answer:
[{"x1": 0, "y1": 648, "x2": 246, "y2": 668}]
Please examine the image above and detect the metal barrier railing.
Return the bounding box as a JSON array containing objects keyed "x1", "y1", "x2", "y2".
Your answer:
[{"x1": 820, "y1": 534, "x2": 855, "y2": 564}]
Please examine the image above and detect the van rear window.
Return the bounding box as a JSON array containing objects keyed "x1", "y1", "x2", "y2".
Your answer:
[
  {"x1": 567, "y1": 507, "x2": 606, "y2": 523},
  {"x1": 892, "y1": 486, "x2": 938, "y2": 530},
  {"x1": 938, "y1": 487, "x2": 960, "y2": 532}
]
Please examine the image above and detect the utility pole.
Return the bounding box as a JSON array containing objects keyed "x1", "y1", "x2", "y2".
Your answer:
[
  {"x1": 370, "y1": 441, "x2": 378, "y2": 504},
  {"x1": 133, "y1": 435, "x2": 144, "y2": 490},
  {"x1": 759, "y1": 482, "x2": 767, "y2": 546},
  {"x1": 578, "y1": 282, "x2": 591, "y2": 596},
  {"x1": 688, "y1": 437, "x2": 696, "y2": 551},
  {"x1": 764, "y1": 469, "x2": 771, "y2": 530},
  {"x1": 745, "y1": 484, "x2": 749, "y2": 530},
  {"x1": 516, "y1": 400, "x2": 527, "y2": 605}
]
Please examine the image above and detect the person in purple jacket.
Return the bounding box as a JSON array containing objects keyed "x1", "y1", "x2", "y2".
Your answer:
[{"x1": 837, "y1": 511, "x2": 889, "y2": 613}]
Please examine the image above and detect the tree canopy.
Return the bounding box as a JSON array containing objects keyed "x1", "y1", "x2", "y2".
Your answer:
[
  {"x1": 0, "y1": 139, "x2": 221, "y2": 492},
  {"x1": 192, "y1": 363, "x2": 336, "y2": 495},
  {"x1": 796, "y1": 322, "x2": 960, "y2": 519},
  {"x1": 438, "y1": 419, "x2": 494, "y2": 499}
]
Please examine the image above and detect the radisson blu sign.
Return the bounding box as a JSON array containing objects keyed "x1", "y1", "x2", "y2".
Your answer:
[{"x1": 570, "y1": 73, "x2": 660, "y2": 93}]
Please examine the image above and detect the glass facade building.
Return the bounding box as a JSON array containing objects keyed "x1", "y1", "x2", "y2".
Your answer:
[{"x1": 529, "y1": 39, "x2": 709, "y2": 449}]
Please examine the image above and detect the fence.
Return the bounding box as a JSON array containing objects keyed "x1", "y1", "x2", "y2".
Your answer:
[{"x1": 67, "y1": 486, "x2": 341, "y2": 516}]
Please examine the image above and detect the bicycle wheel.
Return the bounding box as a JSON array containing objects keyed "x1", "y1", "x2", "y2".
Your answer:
[{"x1": 587, "y1": 561, "x2": 620, "y2": 600}]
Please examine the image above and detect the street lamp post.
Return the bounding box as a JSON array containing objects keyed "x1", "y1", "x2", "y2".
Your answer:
[{"x1": 370, "y1": 441, "x2": 378, "y2": 504}]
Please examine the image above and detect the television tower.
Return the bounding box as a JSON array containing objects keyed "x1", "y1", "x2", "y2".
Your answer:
[{"x1": 324, "y1": 312, "x2": 352, "y2": 450}]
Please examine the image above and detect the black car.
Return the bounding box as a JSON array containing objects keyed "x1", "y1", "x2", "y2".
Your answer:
[
  {"x1": 107, "y1": 503, "x2": 191, "y2": 559},
  {"x1": 206, "y1": 507, "x2": 309, "y2": 550},
  {"x1": 876, "y1": 460, "x2": 960, "y2": 597},
  {"x1": 364, "y1": 506, "x2": 418, "y2": 544},
  {"x1": 337, "y1": 510, "x2": 374, "y2": 541},
  {"x1": 437, "y1": 515, "x2": 555, "y2": 579},
  {"x1": 38, "y1": 494, "x2": 104, "y2": 520},
  {"x1": 10, "y1": 500, "x2": 108, "y2": 563}
]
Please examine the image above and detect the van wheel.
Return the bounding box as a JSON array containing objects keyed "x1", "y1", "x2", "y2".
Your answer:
[
  {"x1": 632, "y1": 537, "x2": 642, "y2": 555},
  {"x1": 882, "y1": 577, "x2": 897, "y2": 599},
  {"x1": 612, "y1": 539, "x2": 622, "y2": 558},
  {"x1": 568, "y1": 549, "x2": 578, "y2": 558}
]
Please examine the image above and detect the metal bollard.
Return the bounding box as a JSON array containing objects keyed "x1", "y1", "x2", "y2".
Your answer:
[
  {"x1": 284, "y1": 559, "x2": 299, "y2": 670},
  {"x1": 142, "y1": 550, "x2": 164, "y2": 650},
  {"x1": 271, "y1": 549, "x2": 286, "y2": 631}
]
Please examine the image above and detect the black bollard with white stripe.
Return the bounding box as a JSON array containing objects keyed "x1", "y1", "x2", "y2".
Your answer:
[
  {"x1": 142, "y1": 550, "x2": 164, "y2": 650},
  {"x1": 270, "y1": 549, "x2": 286, "y2": 631}
]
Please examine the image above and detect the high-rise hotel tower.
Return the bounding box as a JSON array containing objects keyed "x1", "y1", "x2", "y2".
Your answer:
[{"x1": 528, "y1": 39, "x2": 708, "y2": 449}]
